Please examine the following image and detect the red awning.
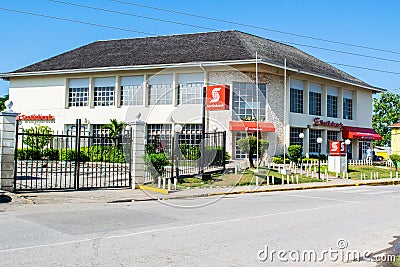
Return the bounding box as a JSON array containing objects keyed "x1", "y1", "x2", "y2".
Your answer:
[
  {"x1": 229, "y1": 121, "x2": 275, "y2": 132},
  {"x1": 342, "y1": 126, "x2": 382, "y2": 140}
]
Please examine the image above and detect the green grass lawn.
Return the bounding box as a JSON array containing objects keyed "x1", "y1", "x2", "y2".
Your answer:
[{"x1": 146, "y1": 164, "x2": 399, "y2": 189}]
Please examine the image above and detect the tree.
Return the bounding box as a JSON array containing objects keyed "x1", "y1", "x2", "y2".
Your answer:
[
  {"x1": 101, "y1": 119, "x2": 127, "y2": 145},
  {"x1": 288, "y1": 145, "x2": 302, "y2": 164},
  {"x1": 23, "y1": 125, "x2": 53, "y2": 151},
  {"x1": 0, "y1": 95, "x2": 8, "y2": 111},
  {"x1": 390, "y1": 154, "x2": 400, "y2": 172},
  {"x1": 236, "y1": 135, "x2": 269, "y2": 168},
  {"x1": 372, "y1": 92, "x2": 400, "y2": 146}
]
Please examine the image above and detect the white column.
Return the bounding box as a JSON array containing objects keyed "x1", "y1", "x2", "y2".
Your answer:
[
  {"x1": 130, "y1": 115, "x2": 146, "y2": 188},
  {"x1": 0, "y1": 101, "x2": 18, "y2": 192}
]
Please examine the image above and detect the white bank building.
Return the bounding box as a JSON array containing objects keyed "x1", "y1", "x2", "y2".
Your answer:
[{"x1": 1, "y1": 30, "x2": 383, "y2": 160}]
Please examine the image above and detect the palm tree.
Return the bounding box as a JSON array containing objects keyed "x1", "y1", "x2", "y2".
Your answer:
[{"x1": 101, "y1": 119, "x2": 127, "y2": 145}]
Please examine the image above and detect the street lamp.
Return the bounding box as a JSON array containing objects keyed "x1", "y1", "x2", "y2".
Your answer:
[
  {"x1": 299, "y1": 132, "x2": 304, "y2": 169},
  {"x1": 317, "y1": 137, "x2": 323, "y2": 180},
  {"x1": 345, "y1": 139, "x2": 351, "y2": 173}
]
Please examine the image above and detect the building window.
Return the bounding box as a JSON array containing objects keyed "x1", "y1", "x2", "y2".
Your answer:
[
  {"x1": 91, "y1": 124, "x2": 112, "y2": 146},
  {"x1": 327, "y1": 95, "x2": 338, "y2": 118},
  {"x1": 290, "y1": 127, "x2": 304, "y2": 146},
  {"x1": 232, "y1": 82, "x2": 267, "y2": 121},
  {"x1": 326, "y1": 131, "x2": 338, "y2": 152},
  {"x1": 343, "y1": 98, "x2": 353, "y2": 120},
  {"x1": 148, "y1": 74, "x2": 173, "y2": 105},
  {"x1": 179, "y1": 124, "x2": 202, "y2": 145},
  {"x1": 235, "y1": 132, "x2": 254, "y2": 159},
  {"x1": 120, "y1": 76, "x2": 144, "y2": 106},
  {"x1": 68, "y1": 78, "x2": 89, "y2": 107},
  {"x1": 290, "y1": 79, "x2": 304, "y2": 113},
  {"x1": 327, "y1": 86, "x2": 338, "y2": 118},
  {"x1": 94, "y1": 77, "x2": 115, "y2": 107},
  {"x1": 309, "y1": 129, "x2": 322, "y2": 154},
  {"x1": 178, "y1": 73, "x2": 204, "y2": 104},
  {"x1": 309, "y1": 92, "x2": 322, "y2": 115},
  {"x1": 146, "y1": 124, "x2": 173, "y2": 152},
  {"x1": 309, "y1": 83, "x2": 322, "y2": 116}
]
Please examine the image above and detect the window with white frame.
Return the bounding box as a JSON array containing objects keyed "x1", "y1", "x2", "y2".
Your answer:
[
  {"x1": 120, "y1": 75, "x2": 144, "y2": 106},
  {"x1": 235, "y1": 132, "x2": 255, "y2": 159},
  {"x1": 343, "y1": 90, "x2": 353, "y2": 120},
  {"x1": 148, "y1": 74, "x2": 173, "y2": 105},
  {"x1": 290, "y1": 127, "x2": 304, "y2": 146},
  {"x1": 179, "y1": 124, "x2": 202, "y2": 145},
  {"x1": 68, "y1": 78, "x2": 89, "y2": 107},
  {"x1": 309, "y1": 82, "x2": 322, "y2": 116},
  {"x1": 232, "y1": 82, "x2": 267, "y2": 121},
  {"x1": 94, "y1": 77, "x2": 115, "y2": 106},
  {"x1": 309, "y1": 129, "x2": 322, "y2": 154},
  {"x1": 146, "y1": 124, "x2": 173, "y2": 152},
  {"x1": 290, "y1": 79, "x2": 304, "y2": 113},
  {"x1": 327, "y1": 86, "x2": 338, "y2": 118},
  {"x1": 91, "y1": 124, "x2": 112, "y2": 145},
  {"x1": 178, "y1": 73, "x2": 204, "y2": 104}
]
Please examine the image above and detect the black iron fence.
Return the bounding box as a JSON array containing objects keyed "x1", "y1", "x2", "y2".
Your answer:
[
  {"x1": 14, "y1": 120, "x2": 132, "y2": 191},
  {"x1": 144, "y1": 131, "x2": 226, "y2": 183}
]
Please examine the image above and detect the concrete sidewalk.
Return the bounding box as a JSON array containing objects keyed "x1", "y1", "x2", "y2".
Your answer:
[{"x1": 2, "y1": 177, "x2": 400, "y2": 205}]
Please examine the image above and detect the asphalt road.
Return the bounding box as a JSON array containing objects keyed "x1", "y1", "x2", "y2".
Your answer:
[{"x1": 0, "y1": 185, "x2": 399, "y2": 266}]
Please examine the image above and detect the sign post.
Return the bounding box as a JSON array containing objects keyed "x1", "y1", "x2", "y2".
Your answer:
[{"x1": 328, "y1": 140, "x2": 348, "y2": 174}]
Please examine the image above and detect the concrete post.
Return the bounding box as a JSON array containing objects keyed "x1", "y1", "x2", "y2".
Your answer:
[
  {"x1": 130, "y1": 113, "x2": 146, "y2": 188},
  {"x1": 0, "y1": 101, "x2": 18, "y2": 192}
]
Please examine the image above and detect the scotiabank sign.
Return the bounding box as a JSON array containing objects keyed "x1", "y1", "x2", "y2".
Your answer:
[
  {"x1": 329, "y1": 141, "x2": 346, "y2": 156},
  {"x1": 206, "y1": 85, "x2": 230, "y2": 110},
  {"x1": 17, "y1": 114, "x2": 55, "y2": 121}
]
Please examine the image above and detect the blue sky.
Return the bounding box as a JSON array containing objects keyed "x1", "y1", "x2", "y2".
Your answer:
[{"x1": 0, "y1": 0, "x2": 399, "y2": 96}]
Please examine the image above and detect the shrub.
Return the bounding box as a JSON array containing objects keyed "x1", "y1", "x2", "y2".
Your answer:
[
  {"x1": 17, "y1": 148, "x2": 42, "y2": 160},
  {"x1": 288, "y1": 145, "x2": 302, "y2": 163},
  {"x1": 179, "y1": 144, "x2": 200, "y2": 160},
  {"x1": 390, "y1": 154, "x2": 400, "y2": 171},
  {"x1": 144, "y1": 153, "x2": 171, "y2": 177},
  {"x1": 272, "y1": 155, "x2": 290, "y2": 164},
  {"x1": 43, "y1": 148, "x2": 59, "y2": 160},
  {"x1": 59, "y1": 149, "x2": 89, "y2": 162}
]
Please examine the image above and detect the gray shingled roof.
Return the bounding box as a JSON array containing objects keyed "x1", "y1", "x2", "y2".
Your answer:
[{"x1": 8, "y1": 30, "x2": 377, "y2": 89}]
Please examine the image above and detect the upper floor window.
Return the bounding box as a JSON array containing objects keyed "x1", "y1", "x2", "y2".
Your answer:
[
  {"x1": 94, "y1": 77, "x2": 115, "y2": 106},
  {"x1": 343, "y1": 90, "x2": 353, "y2": 120},
  {"x1": 232, "y1": 82, "x2": 267, "y2": 121},
  {"x1": 68, "y1": 78, "x2": 89, "y2": 107},
  {"x1": 309, "y1": 83, "x2": 322, "y2": 116},
  {"x1": 148, "y1": 74, "x2": 173, "y2": 105},
  {"x1": 290, "y1": 79, "x2": 304, "y2": 113},
  {"x1": 120, "y1": 76, "x2": 144, "y2": 106},
  {"x1": 327, "y1": 86, "x2": 338, "y2": 118},
  {"x1": 178, "y1": 73, "x2": 204, "y2": 105}
]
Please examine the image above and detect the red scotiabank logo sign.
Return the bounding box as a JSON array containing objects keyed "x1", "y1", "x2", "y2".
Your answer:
[
  {"x1": 330, "y1": 141, "x2": 346, "y2": 156},
  {"x1": 206, "y1": 85, "x2": 230, "y2": 110}
]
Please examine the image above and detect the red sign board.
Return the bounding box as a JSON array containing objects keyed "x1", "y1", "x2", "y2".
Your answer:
[
  {"x1": 17, "y1": 114, "x2": 55, "y2": 121},
  {"x1": 329, "y1": 141, "x2": 346, "y2": 156},
  {"x1": 206, "y1": 85, "x2": 230, "y2": 110}
]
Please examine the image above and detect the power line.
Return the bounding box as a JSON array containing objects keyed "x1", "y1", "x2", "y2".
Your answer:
[
  {"x1": 49, "y1": 0, "x2": 217, "y2": 31},
  {"x1": 0, "y1": 6, "x2": 399, "y2": 76},
  {"x1": 328, "y1": 62, "x2": 400, "y2": 75},
  {"x1": 110, "y1": 0, "x2": 400, "y2": 56},
  {"x1": 0, "y1": 7, "x2": 155, "y2": 36},
  {"x1": 50, "y1": 0, "x2": 400, "y2": 64}
]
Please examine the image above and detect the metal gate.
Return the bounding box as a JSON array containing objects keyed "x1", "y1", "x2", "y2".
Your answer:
[
  {"x1": 14, "y1": 120, "x2": 132, "y2": 192},
  {"x1": 145, "y1": 131, "x2": 226, "y2": 182}
]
